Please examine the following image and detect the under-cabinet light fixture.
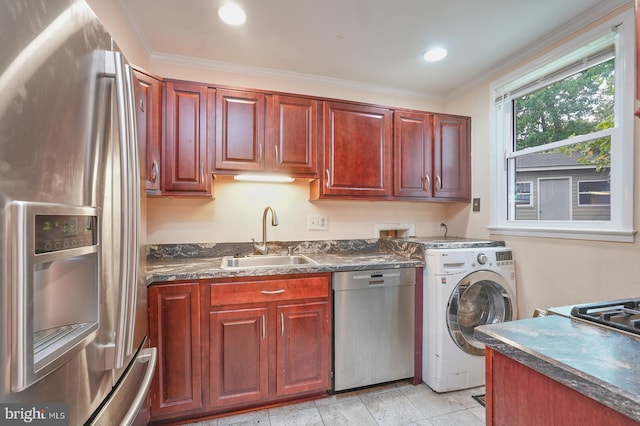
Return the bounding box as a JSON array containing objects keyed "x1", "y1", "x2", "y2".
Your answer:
[{"x1": 234, "y1": 174, "x2": 295, "y2": 183}]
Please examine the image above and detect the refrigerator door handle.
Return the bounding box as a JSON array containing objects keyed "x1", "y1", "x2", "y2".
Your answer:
[
  {"x1": 105, "y1": 51, "x2": 138, "y2": 369},
  {"x1": 120, "y1": 347, "x2": 156, "y2": 425},
  {"x1": 123, "y1": 62, "x2": 140, "y2": 358},
  {"x1": 88, "y1": 347, "x2": 157, "y2": 426}
]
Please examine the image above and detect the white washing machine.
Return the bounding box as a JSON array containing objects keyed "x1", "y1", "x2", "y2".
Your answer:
[{"x1": 422, "y1": 247, "x2": 517, "y2": 393}]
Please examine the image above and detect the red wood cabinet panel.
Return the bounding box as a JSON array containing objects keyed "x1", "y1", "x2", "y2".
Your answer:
[
  {"x1": 314, "y1": 101, "x2": 392, "y2": 199},
  {"x1": 209, "y1": 307, "x2": 269, "y2": 408},
  {"x1": 394, "y1": 111, "x2": 433, "y2": 198},
  {"x1": 215, "y1": 89, "x2": 266, "y2": 172},
  {"x1": 486, "y1": 348, "x2": 637, "y2": 426},
  {"x1": 210, "y1": 275, "x2": 329, "y2": 306},
  {"x1": 433, "y1": 114, "x2": 470, "y2": 201},
  {"x1": 272, "y1": 95, "x2": 319, "y2": 176},
  {"x1": 149, "y1": 282, "x2": 203, "y2": 420},
  {"x1": 164, "y1": 82, "x2": 211, "y2": 196},
  {"x1": 132, "y1": 68, "x2": 162, "y2": 195},
  {"x1": 276, "y1": 301, "x2": 330, "y2": 396}
]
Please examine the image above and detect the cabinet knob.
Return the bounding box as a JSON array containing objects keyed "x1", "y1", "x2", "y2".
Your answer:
[
  {"x1": 424, "y1": 175, "x2": 431, "y2": 191},
  {"x1": 200, "y1": 162, "x2": 205, "y2": 183},
  {"x1": 435, "y1": 175, "x2": 442, "y2": 192},
  {"x1": 325, "y1": 169, "x2": 331, "y2": 188}
]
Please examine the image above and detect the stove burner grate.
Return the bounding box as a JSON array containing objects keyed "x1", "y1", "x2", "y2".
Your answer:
[{"x1": 570, "y1": 299, "x2": 640, "y2": 336}]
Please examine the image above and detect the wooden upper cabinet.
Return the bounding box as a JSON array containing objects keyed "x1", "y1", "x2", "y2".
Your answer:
[
  {"x1": 213, "y1": 91, "x2": 318, "y2": 177},
  {"x1": 272, "y1": 95, "x2": 318, "y2": 176},
  {"x1": 214, "y1": 89, "x2": 266, "y2": 172},
  {"x1": 312, "y1": 101, "x2": 392, "y2": 199},
  {"x1": 394, "y1": 111, "x2": 433, "y2": 198},
  {"x1": 132, "y1": 68, "x2": 163, "y2": 195},
  {"x1": 164, "y1": 82, "x2": 212, "y2": 196},
  {"x1": 433, "y1": 114, "x2": 471, "y2": 201}
]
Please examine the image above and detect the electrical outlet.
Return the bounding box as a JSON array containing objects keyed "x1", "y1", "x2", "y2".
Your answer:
[{"x1": 308, "y1": 215, "x2": 328, "y2": 230}]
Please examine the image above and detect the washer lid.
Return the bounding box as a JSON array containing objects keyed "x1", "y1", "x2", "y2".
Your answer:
[{"x1": 447, "y1": 270, "x2": 515, "y2": 356}]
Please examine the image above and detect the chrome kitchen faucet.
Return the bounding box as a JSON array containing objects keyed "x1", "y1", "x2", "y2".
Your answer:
[{"x1": 252, "y1": 206, "x2": 278, "y2": 254}]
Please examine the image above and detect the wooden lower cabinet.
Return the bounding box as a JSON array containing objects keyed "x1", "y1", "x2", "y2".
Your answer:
[
  {"x1": 486, "y1": 348, "x2": 637, "y2": 426},
  {"x1": 148, "y1": 274, "x2": 331, "y2": 423},
  {"x1": 277, "y1": 301, "x2": 330, "y2": 396},
  {"x1": 209, "y1": 307, "x2": 269, "y2": 408},
  {"x1": 207, "y1": 274, "x2": 331, "y2": 411},
  {"x1": 148, "y1": 282, "x2": 203, "y2": 421}
]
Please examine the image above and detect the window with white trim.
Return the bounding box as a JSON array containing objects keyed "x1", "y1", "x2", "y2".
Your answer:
[
  {"x1": 515, "y1": 181, "x2": 532, "y2": 206},
  {"x1": 578, "y1": 180, "x2": 611, "y2": 206},
  {"x1": 489, "y1": 9, "x2": 635, "y2": 242}
]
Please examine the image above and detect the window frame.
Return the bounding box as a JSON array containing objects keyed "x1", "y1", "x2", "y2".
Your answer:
[
  {"x1": 489, "y1": 9, "x2": 635, "y2": 242},
  {"x1": 515, "y1": 181, "x2": 533, "y2": 207}
]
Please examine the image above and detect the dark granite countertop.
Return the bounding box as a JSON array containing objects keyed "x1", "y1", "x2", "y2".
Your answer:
[
  {"x1": 146, "y1": 252, "x2": 422, "y2": 283},
  {"x1": 145, "y1": 237, "x2": 506, "y2": 284},
  {"x1": 475, "y1": 315, "x2": 640, "y2": 422}
]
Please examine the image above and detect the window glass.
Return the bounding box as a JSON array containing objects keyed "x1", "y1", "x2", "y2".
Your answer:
[
  {"x1": 578, "y1": 180, "x2": 611, "y2": 206},
  {"x1": 513, "y1": 60, "x2": 614, "y2": 152},
  {"x1": 515, "y1": 182, "x2": 532, "y2": 206}
]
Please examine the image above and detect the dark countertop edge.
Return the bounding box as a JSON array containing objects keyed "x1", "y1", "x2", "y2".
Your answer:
[
  {"x1": 146, "y1": 257, "x2": 424, "y2": 285},
  {"x1": 476, "y1": 322, "x2": 640, "y2": 422}
]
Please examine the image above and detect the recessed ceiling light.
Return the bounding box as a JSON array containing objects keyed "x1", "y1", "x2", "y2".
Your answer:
[
  {"x1": 218, "y1": 3, "x2": 246, "y2": 26},
  {"x1": 422, "y1": 47, "x2": 448, "y2": 62}
]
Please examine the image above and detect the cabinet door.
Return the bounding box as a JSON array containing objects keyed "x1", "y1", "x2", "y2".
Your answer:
[
  {"x1": 394, "y1": 111, "x2": 433, "y2": 198},
  {"x1": 272, "y1": 95, "x2": 318, "y2": 176},
  {"x1": 164, "y1": 82, "x2": 211, "y2": 195},
  {"x1": 215, "y1": 89, "x2": 266, "y2": 172},
  {"x1": 209, "y1": 307, "x2": 269, "y2": 408},
  {"x1": 433, "y1": 114, "x2": 470, "y2": 200},
  {"x1": 133, "y1": 69, "x2": 162, "y2": 195},
  {"x1": 487, "y1": 348, "x2": 638, "y2": 426},
  {"x1": 148, "y1": 283, "x2": 202, "y2": 419},
  {"x1": 320, "y1": 102, "x2": 392, "y2": 198},
  {"x1": 276, "y1": 301, "x2": 330, "y2": 396}
]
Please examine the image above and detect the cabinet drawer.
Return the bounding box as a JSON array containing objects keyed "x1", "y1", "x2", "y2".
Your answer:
[{"x1": 210, "y1": 276, "x2": 329, "y2": 306}]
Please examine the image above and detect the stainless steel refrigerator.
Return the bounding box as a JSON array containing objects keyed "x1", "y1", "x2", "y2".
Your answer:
[{"x1": 0, "y1": 0, "x2": 157, "y2": 424}]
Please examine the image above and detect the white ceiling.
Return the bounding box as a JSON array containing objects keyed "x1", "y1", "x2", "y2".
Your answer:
[{"x1": 118, "y1": 0, "x2": 630, "y2": 100}]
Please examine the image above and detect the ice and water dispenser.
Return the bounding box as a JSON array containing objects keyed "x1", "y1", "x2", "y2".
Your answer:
[{"x1": 10, "y1": 201, "x2": 100, "y2": 391}]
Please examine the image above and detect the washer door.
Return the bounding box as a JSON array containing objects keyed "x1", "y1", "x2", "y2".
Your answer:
[{"x1": 447, "y1": 270, "x2": 514, "y2": 356}]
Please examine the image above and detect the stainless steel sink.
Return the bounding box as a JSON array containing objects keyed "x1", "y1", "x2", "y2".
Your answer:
[{"x1": 220, "y1": 254, "x2": 317, "y2": 269}]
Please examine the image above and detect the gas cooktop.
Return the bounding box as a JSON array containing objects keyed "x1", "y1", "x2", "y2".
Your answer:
[{"x1": 571, "y1": 298, "x2": 640, "y2": 336}]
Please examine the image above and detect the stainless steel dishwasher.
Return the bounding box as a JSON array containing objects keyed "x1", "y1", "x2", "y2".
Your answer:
[{"x1": 333, "y1": 268, "x2": 416, "y2": 391}]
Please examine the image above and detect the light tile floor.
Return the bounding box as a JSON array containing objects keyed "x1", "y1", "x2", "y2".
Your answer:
[{"x1": 184, "y1": 381, "x2": 485, "y2": 426}]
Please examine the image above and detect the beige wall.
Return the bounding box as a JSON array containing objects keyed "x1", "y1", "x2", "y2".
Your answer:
[
  {"x1": 147, "y1": 181, "x2": 450, "y2": 243},
  {"x1": 86, "y1": 0, "x2": 149, "y2": 67},
  {"x1": 91, "y1": 1, "x2": 640, "y2": 319}
]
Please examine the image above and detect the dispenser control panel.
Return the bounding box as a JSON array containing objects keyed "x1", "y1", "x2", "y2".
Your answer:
[{"x1": 35, "y1": 214, "x2": 98, "y2": 253}]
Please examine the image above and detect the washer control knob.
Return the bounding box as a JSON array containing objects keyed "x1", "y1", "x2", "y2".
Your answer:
[{"x1": 477, "y1": 253, "x2": 488, "y2": 265}]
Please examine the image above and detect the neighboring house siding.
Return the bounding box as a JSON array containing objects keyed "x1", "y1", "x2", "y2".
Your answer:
[{"x1": 515, "y1": 168, "x2": 610, "y2": 221}]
